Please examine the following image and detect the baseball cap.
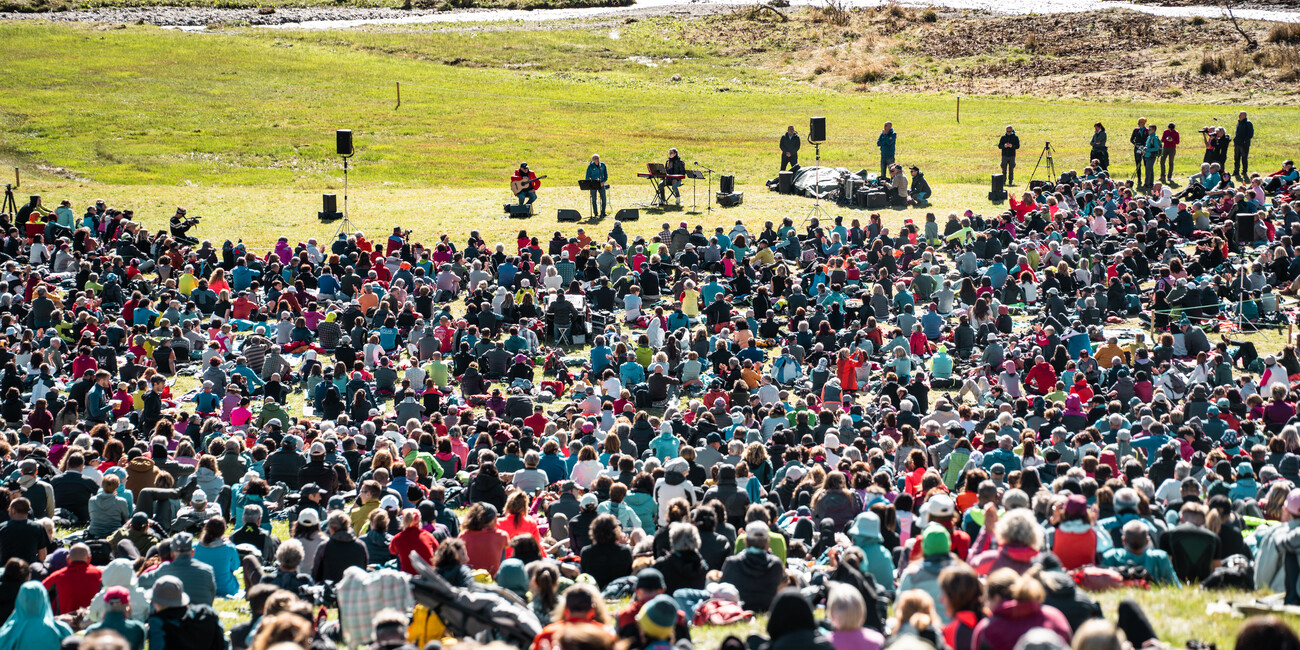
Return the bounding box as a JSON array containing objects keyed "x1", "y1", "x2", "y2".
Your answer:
[
  {"x1": 297, "y1": 508, "x2": 321, "y2": 526},
  {"x1": 380, "y1": 495, "x2": 401, "y2": 510},
  {"x1": 928, "y1": 494, "x2": 955, "y2": 518},
  {"x1": 580, "y1": 493, "x2": 598, "y2": 509},
  {"x1": 171, "y1": 532, "x2": 194, "y2": 554},
  {"x1": 131, "y1": 513, "x2": 149, "y2": 530},
  {"x1": 104, "y1": 586, "x2": 131, "y2": 605},
  {"x1": 310, "y1": 442, "x2": 326, "y2": 456}
]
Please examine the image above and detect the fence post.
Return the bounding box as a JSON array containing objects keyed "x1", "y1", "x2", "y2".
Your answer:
[{"x1": 396, "y1": 82, "x2": 401, "y2": 109}]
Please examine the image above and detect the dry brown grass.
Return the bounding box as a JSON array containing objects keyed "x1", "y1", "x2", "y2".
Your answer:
[{"x1": 1267, "y1": 22, "x2": 1300, "y2": 45}]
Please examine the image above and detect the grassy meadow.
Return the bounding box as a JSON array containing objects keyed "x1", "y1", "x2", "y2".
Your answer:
[{"x1": 2, "y1": 18, "x2": 1300, "y2": 248}]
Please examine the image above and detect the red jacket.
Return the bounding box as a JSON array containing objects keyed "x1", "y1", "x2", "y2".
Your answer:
[
  {"x1": 1024, "y1": 362, "x2": 1057, "y2": 395},
  {"x1": 389, "y1": 526, "x2": 438, "y2": 575},
  {"x1": 42, "y1": 561, "x2": 103, "y2": 614},
  {"x1": 1162, "y1": 128, "x2": 1180, "y2": 151}
]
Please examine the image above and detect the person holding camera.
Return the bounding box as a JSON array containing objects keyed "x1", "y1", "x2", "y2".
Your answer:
[
  {"x1": 1160, "y1": 123, "x2": 1180, "y2": 185},
  {"x1": 999, "y1": 125, "x2": 1020, "y2": 185}
]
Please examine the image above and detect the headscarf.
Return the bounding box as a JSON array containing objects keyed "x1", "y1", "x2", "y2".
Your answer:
[
  {"x1": 0, "y1": 582, "x2": 73, "y2": 650},
  {"x1": 765, "y1": 588, "x2": 817, "y2": 641}
]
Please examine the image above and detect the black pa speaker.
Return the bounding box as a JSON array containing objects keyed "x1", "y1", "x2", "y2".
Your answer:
[
  {"x1": 989, "y1": 173, "x2": 1007, "y2": 202},
  {"x1": 778, "y1": 171, "x2": 793, "y2": 194},
  {"x1": 615, "y1": 208, "x2": 639, "y2": 222},
  {"x1": 318, "y1": 194, "x2": 342, "y2": 221},
  {"x1": 557, "y1": 209, "x2": 582, "y2": 222},
  {"x1": 336, "y1": 130, "x2": 353, "y2": 156},
  {"x1": 504, "y1": 204, "x2": 534, "y2": 218},
  {"x1": 716, "y1": 192, "x2": 744, "y2": 207},
  {"x1": 809, "y1": 116, "x2": 826, "y2": 143},
  {"x1": 719, "y1": 175, "x2": 736, "y2": 195}
]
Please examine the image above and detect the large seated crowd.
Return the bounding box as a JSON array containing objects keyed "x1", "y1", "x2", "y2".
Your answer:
[{"x1": 1, "y1": 129, "x2": 1300, "y2": 650}]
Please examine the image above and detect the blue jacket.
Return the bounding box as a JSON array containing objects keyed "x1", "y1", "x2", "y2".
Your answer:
[
  {"x1": 138, "y1": 555, "x2": 217, "y2": 607},
  {"x1": 877, "y1": 131, "x2": 897, "y2": 158},
  {"x1": 193, "y1": 540, "x2": 242, "y2": 597},
  {"x1": 586, "y1": 161, "x2": 608, "y2": 182},
  {"x1": 620, "y1": 360, "x2": 645, "y2": 387},
  {"x1": 231, "y1": 265, "x2": 260, "y2": 291}
]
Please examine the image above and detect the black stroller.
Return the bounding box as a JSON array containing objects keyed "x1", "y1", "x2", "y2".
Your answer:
[{"x1": 407, "y1": 554, "x2": 542, "y2": 649}]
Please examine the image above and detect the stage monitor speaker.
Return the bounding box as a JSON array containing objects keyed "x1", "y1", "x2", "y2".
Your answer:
[
  {"x1": 719, "y1": 174, "x2": 736, "y2": 195},
  {"x1": 504, "y1": 204, "x2": 534, "y2": 218},
  {"x1": 716, "y1": 192, "x2": 744, "y2": 207},
  {"x1": 557, "y1": 209, "x2": 582, "y2": 222},
  {"x1": 336, "y1": 130, "x2": 353, "y2": 156},
  {"x1": 615, "y1": 208, "x2": 639, "y2": 222},
  {"x1": 989, "y1": 173, "x2": 1007, "y2": 202},
  {"x1": 809, "y1": 116, "x2": 826, "y2": 143},
  {"x1": 778, "y1": 171, "x2": 793, "y2": 194}
]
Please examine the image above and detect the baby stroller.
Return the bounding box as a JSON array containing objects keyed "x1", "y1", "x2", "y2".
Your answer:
[{"x1": 407, "y1": 554, "x2": 542, "y2": 649}]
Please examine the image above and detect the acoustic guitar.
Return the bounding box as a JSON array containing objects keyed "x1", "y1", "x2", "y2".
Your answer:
[{"x1": 510, "y1": 175, "x2": 547, "y2": 194}]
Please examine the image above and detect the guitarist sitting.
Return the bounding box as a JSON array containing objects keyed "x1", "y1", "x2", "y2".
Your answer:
[{"x1": 512, "y1": 162, "x2": 541, "y2": 206}]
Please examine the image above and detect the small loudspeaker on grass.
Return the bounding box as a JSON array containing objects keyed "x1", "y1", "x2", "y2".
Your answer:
[
  {"x1": 615, "y1": 208, "x2": 639, "y2": 221},
  {"x1": 989, "y1": 173, "x2": 1007, "y2": 202},
  {"x1": 319, "y1": 194, "x2": 342, "y2": 221},
  {"x1": 557, "y1": 209, "x2": 582, "y2": 222}
]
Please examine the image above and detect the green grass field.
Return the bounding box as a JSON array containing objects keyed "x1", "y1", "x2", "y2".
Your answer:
[{"x1": 3, "y1": 18, "x2": 1300, "y2": 249}]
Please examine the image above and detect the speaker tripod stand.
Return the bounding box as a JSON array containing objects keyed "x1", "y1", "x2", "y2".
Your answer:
[
  {"x1": 1028, "y1": 141, "x2": 1057, "y2": 187},
  {"x1": 334, "y1": 154, "x2": 361, "y2": 238},
  {"x1": 803, "y1": 142, "x2": 829, "y2": 225}
]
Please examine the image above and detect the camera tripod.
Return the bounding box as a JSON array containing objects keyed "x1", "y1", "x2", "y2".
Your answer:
[
  {"x1": 1, "y1": 184, "x2": 15, "y2": 218},
  {"x1": 1028, "y1": 141, "x2": 1057, "y2": 186}
]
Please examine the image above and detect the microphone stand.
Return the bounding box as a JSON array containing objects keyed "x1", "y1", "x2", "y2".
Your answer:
[{"x1": 695, "y1": 161, "x2": 715, "y2": 214}]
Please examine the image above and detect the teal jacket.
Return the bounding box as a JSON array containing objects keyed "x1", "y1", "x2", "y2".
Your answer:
[
  {"x1": 88, "y1": 611, "x2": 147, "y2": 650},
  {"x1": 1102, "y1": 547, "x2": 1181, "y2": 586},
  {"x1": 586, "y1": 161, "x2": 608, "y2": 182},
  {"x1": 624, "y1": 491, "x2": 658, "y2": 533},
  {"x1": 877, "y1": 131, "x2": 897, "y2": 158}
]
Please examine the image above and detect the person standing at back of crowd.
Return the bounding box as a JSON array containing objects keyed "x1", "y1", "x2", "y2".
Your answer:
[
  {"x1": 1130, "y1": 117, "x2": 1148, "y2": 183},
  {"x1": 878, "y1": 122, "x2": 896, "y2": 178},
  {"x1": 999, "y1": 125, "x2": 1020, "y2": 186},
  {"x1": 1234, "y1": 110, "x2": 1254, "y2": 181},
  {"x1": 780, "y1": 126, "x2": 801, "y2": 172},
  {"x1": 1160, "y1": 122, "x2": 1180, "y2": 184}
]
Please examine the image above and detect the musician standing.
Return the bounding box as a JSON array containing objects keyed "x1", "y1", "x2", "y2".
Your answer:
[
  {"x1": 660, "y1": 148, "x2": 686, "y2": 206},
  {"x1": 512, "y1": 162, "x2": 540, "y2": 206},
  {"x1": 780, "y1": 126, "x2": 800, "y2": 171},
  {"x1": 586, "y1": 154, "x2": 609, "y2": 218}
]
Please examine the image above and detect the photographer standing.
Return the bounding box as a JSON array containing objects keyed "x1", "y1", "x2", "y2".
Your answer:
[
  {"x1": 998, "y1": 125, "x2": 1020, "y2": 185},
  {"x1": 1130, "y1": 117, "x2": 1148, "y2": 183},
  {"x1": 1160, "y1": 123, "x2": 1179, "y2": 185},
  {"x1": 1233, "y1": 110, "x2": 1253, "y2": 181}
]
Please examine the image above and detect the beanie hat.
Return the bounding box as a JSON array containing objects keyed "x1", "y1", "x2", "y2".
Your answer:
[
  {"x1": 636, "y1": 595, "x2": 680, "y2": 639},
  {"x1": 921, "y1": 524, "x2": 951, "y2": 557}
]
